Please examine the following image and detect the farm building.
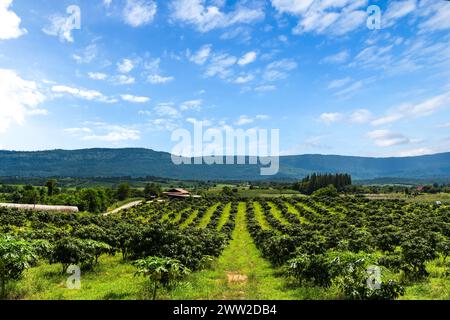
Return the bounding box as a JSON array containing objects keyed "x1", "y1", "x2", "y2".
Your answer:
[
  {"x1": 163, "y1": 188, "x2": 201, "y2": 199},
  {"x1": 0, "y1": 203, "x2": 79, "y2": 213}
]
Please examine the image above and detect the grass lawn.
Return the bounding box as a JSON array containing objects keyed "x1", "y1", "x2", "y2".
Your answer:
[{"x1": 12, "y1": 255, "x2": 149, "y2": 300}]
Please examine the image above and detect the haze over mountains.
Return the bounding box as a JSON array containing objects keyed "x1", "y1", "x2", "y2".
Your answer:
[{"x1": 1, "y1": 148, "x2": 449, "y2": 182}]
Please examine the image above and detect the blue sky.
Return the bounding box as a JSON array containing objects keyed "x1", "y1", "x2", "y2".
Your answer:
[{"x1": 0, "y1": 0, "x2": 449, "y2": 157}]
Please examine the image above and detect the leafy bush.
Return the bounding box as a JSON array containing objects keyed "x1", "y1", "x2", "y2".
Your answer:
[
  {"x1": 133, "y1": 256, "x2": 190, "y2": 300},
  {"x1": 287, "y1": 251, "x2": 405, "y2": 300},
  {"x1": 0, "y1": 236, "x2": 36, "y2": 298},
  {"x1": 50, "y1": 237, "x2": 111, "y2": 272}
]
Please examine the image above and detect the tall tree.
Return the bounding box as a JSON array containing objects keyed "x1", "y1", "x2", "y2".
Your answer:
[
  {"x1": 117, "y1": 183, "x2": 131, "y2": 201},
  {"x1": 45, "y1": 179, "x2": 57, "y2": 197}
]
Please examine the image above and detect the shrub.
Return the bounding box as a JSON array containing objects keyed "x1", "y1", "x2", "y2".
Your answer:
[
  {"x1": 0, "y1": 236, "x2": 36, "y2": 298},
  {"x1": 133, "y1": 256, "x2": 190, "y2": 300}
]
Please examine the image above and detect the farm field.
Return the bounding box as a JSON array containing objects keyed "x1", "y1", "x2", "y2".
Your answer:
[{"x1": 0, "y1": 196, "x2": 449, "y2": 300}]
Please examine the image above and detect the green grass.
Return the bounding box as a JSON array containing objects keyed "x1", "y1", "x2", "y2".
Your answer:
[
  {"x1": 198, "y1": 203, "x2": 221, "y2": 229},
  {"x1": 179, "y1": 209, "x2": 199, "y2": 229},
  {"x1": 400, "y1": 259, "x2": 450, "y2": 300},
  {"x1": 252, "y1": 202, "x2": 271, "y2": 230},
  {"x1": 217, "y1": 202, "x2": 231, "y2": 231},
  {"x1": 12, "y1": 255, "x2": 149, "y2": 300},
  {"x1": 161, "y1": 207, "x2": 190, "y2": 223},
  {"x1": 267, "y1": 202, "x2": 290, "y2": 225},
  {"x1": 284, "y1": 202, "x2": 307, "y2": 223}
]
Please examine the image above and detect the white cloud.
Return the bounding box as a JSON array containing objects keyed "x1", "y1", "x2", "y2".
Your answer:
[
  {"x1": 0, "y1": 69, "x2": 45, "y2": 133},
  {"x1": 383, "y1": 0, "x2": 417, "y2": 28},
  {"x1": 186, "y1": 117, "x2": 212, "y2": 126},
  {"x1": 180, "y1": 99, "x2": 202, "y2": 111},
  {"x1": 72, "y1": 44, "x2": 98, "y2": 64},
  {"x1": 143, "y1": 57, "x2": 161, "y2": 72},
  {"x1": 234, "y1": 74, "x2": 254, "y2": 84},
  {"x1": 371, "y1": 92, "x2": 450, "y2": 126},
  {"x1": 112, "y1": 75, "x2": 136, "y2": 85},
  {"x1": 322, "y1": 50, "x2": 350, "y2": 64},
  {"x1": 437, "y1": 121, "x2": 450, "y2": 129},
  {"x1": 256, "y1": 114, "x2": 270, "y2": 120},
  {"x1": 396, "y1": 147, "x2": 433, "y2": 157},
  {"x1": 117, "y1": 58, "x2": 135, "y2": 73},
  {"x1": 234, "y1": 114, "x2": 270, "y2": 126},
  {"x1": 148, "y1": 74, "x2": 175, "y2": 84},
  {"x1": 205, "y1": 53, "x2": 237, "y2": 79},
  {"x1": 349, "y1": 109, "x2": 373, "y2": 124},
  {"x1": 271, "y1": 0, "x2": 368, "y2": 36},
  {"x1": 335, "y1": 80, "x2": 364, "y2": 97},
  {"x1": 170, "y1": 0, "x2": 264, "y2": 32},
  {"x1": 0, "y1": 0, "x2": 26, "y2": 40},
  {"x1": 319, "y1": 112, "x2": 343, "y2": 124},
  {"x1": 121, "y1": 94, "x2": 150, "y2": 103},
  {"x1": 367, "y1": 129, "x2": 411, "y2": 147},
  {"x1": 254, "y1": 85, "x2": 276, "y2": 92},
  {"x1": 51, "y1": 85, "x2": 116, "y2": 103},
  {"x1": 235, "y1": 115, "x2": 254, "y2": 126},
  {"x1": 418, "y1": 0, "x2": 450, "y2": 33},
  {"x1": 64, "y1": 127, "x2": 92, "y2": 135},
  {"x1": 270, "y1": 0, "x2": 314, "y2": 15},
  {"x1": 103, "y1": 0, "x2": 113, "y2": 8},
  {"x1": 146, "y1": 118, "x2": 179, "y2": 131},
  {"x1": 123, "y1": 0, "x2": 157, "y2": 27},
  {"x1": 371, "y1": 113, "x2": 404, "y2": 126},
  {"x1": 141, "y1": 57, "x2": 175, "y2": 84},
  {"x1": 328, "y1": 77, "x2": 352, "y2": 89},
  {"x1": 154, "y1": 103, "x2": 181, "y2": 118},
  {"x1": 238, "y1": 51, "x2": 257, "y2": 66},
  {"x1": 83, "y1": 125, "x2": 140, "y2": 142},
  {"x1": 263, "y1": 58, "x2": 297, "y2": 81},
  {"x1": 187, "y1": 44, "x2": 212, "y2": 65},
  {"x1": 88, "y1": 72, "x2": 107, "y2": 80}
]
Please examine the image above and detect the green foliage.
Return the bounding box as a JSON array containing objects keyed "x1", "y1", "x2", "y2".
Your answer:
[
  {"x1": 312, "y1": 185, "x2": 339, "y2": 198},
  {"x1": 287, "y1": 251, "x2": 405, "y2": 300},
  {"x1": 79, "y1": 188, "x2": 111, "y2": 213},
  {"x1": 294, "y1": 173, "x2": 352, "y2": 195},
  {"x1": 117, "y1": 183, "x2": 131, "y2": 201},
  {"x1": 50, "y1": 237, "x2": 111, "y2": 272},
  {"x1": 133, "y1": 256, "x2": 190, "y2": 300},
  {"x1": 45, "y1": 179, "x2": 58, "y2": 197},
  {"x1": 127, "y1": 223, "x2": 227, "y2": 270},
  {"x1": 0, "y1": 236, "x2": 36, "y2": 298},
  {"x1": 144, "y1": 183, "x2": 161, "y2": 200}
]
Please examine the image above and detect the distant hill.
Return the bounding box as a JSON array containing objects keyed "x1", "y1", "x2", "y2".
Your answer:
[{"x1": 0, "y1": 148, "x2": 449, "y2": 181}]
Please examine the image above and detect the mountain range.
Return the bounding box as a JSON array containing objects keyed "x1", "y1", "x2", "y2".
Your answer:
[{"x1": 0, "y1": 148, "x2": 449, "y2": 181}]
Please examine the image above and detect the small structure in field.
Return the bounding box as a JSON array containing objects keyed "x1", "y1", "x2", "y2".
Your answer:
[
  {"x1": 436, "y1": 201, "x2": 442, "y2": 206},
  {"x1": 0, "y1": 203, "x2": 79, "y2": 213},
  {"x1": 163, "y1": 188, "x2": 201, "y2": 199}
]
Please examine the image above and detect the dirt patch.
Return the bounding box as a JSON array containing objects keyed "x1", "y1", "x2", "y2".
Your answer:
[{"x1": 227, "y1": 272, "x2": 248, "y2": 284}]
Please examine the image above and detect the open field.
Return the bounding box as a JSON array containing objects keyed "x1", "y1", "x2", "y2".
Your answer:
[
  {"x1": 365, "y1": 193, "x2": 450, "y2": 204},
  {"x1": 1, "y1": 195, "x2": 449, "y2": 300}
]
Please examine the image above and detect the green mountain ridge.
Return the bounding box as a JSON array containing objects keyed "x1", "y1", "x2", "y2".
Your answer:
[{"x1": 0, "y1": 148, "x2": 449, "y2": 181}]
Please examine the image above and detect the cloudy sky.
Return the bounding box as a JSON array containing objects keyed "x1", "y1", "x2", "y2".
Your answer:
[{"x1": 0, "y1": 0, "x2": 449, "y2": 157}]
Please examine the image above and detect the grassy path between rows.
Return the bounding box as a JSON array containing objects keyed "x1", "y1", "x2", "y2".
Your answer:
[{"x1": 170, "y1": 203, "x2": 303, "y2": 300}]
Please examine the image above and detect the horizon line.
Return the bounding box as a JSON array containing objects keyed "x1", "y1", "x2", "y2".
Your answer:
[{"x1": 0, "y1": 147, "x2": 449, "y2": 160}]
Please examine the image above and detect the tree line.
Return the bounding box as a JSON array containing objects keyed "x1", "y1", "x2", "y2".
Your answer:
[
  {"x1": 0, "y1": 181, "x2": 162, "y2": 213},
  {"x1": 293, "y1": 173, "x2": 352, "y2": 195}
]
